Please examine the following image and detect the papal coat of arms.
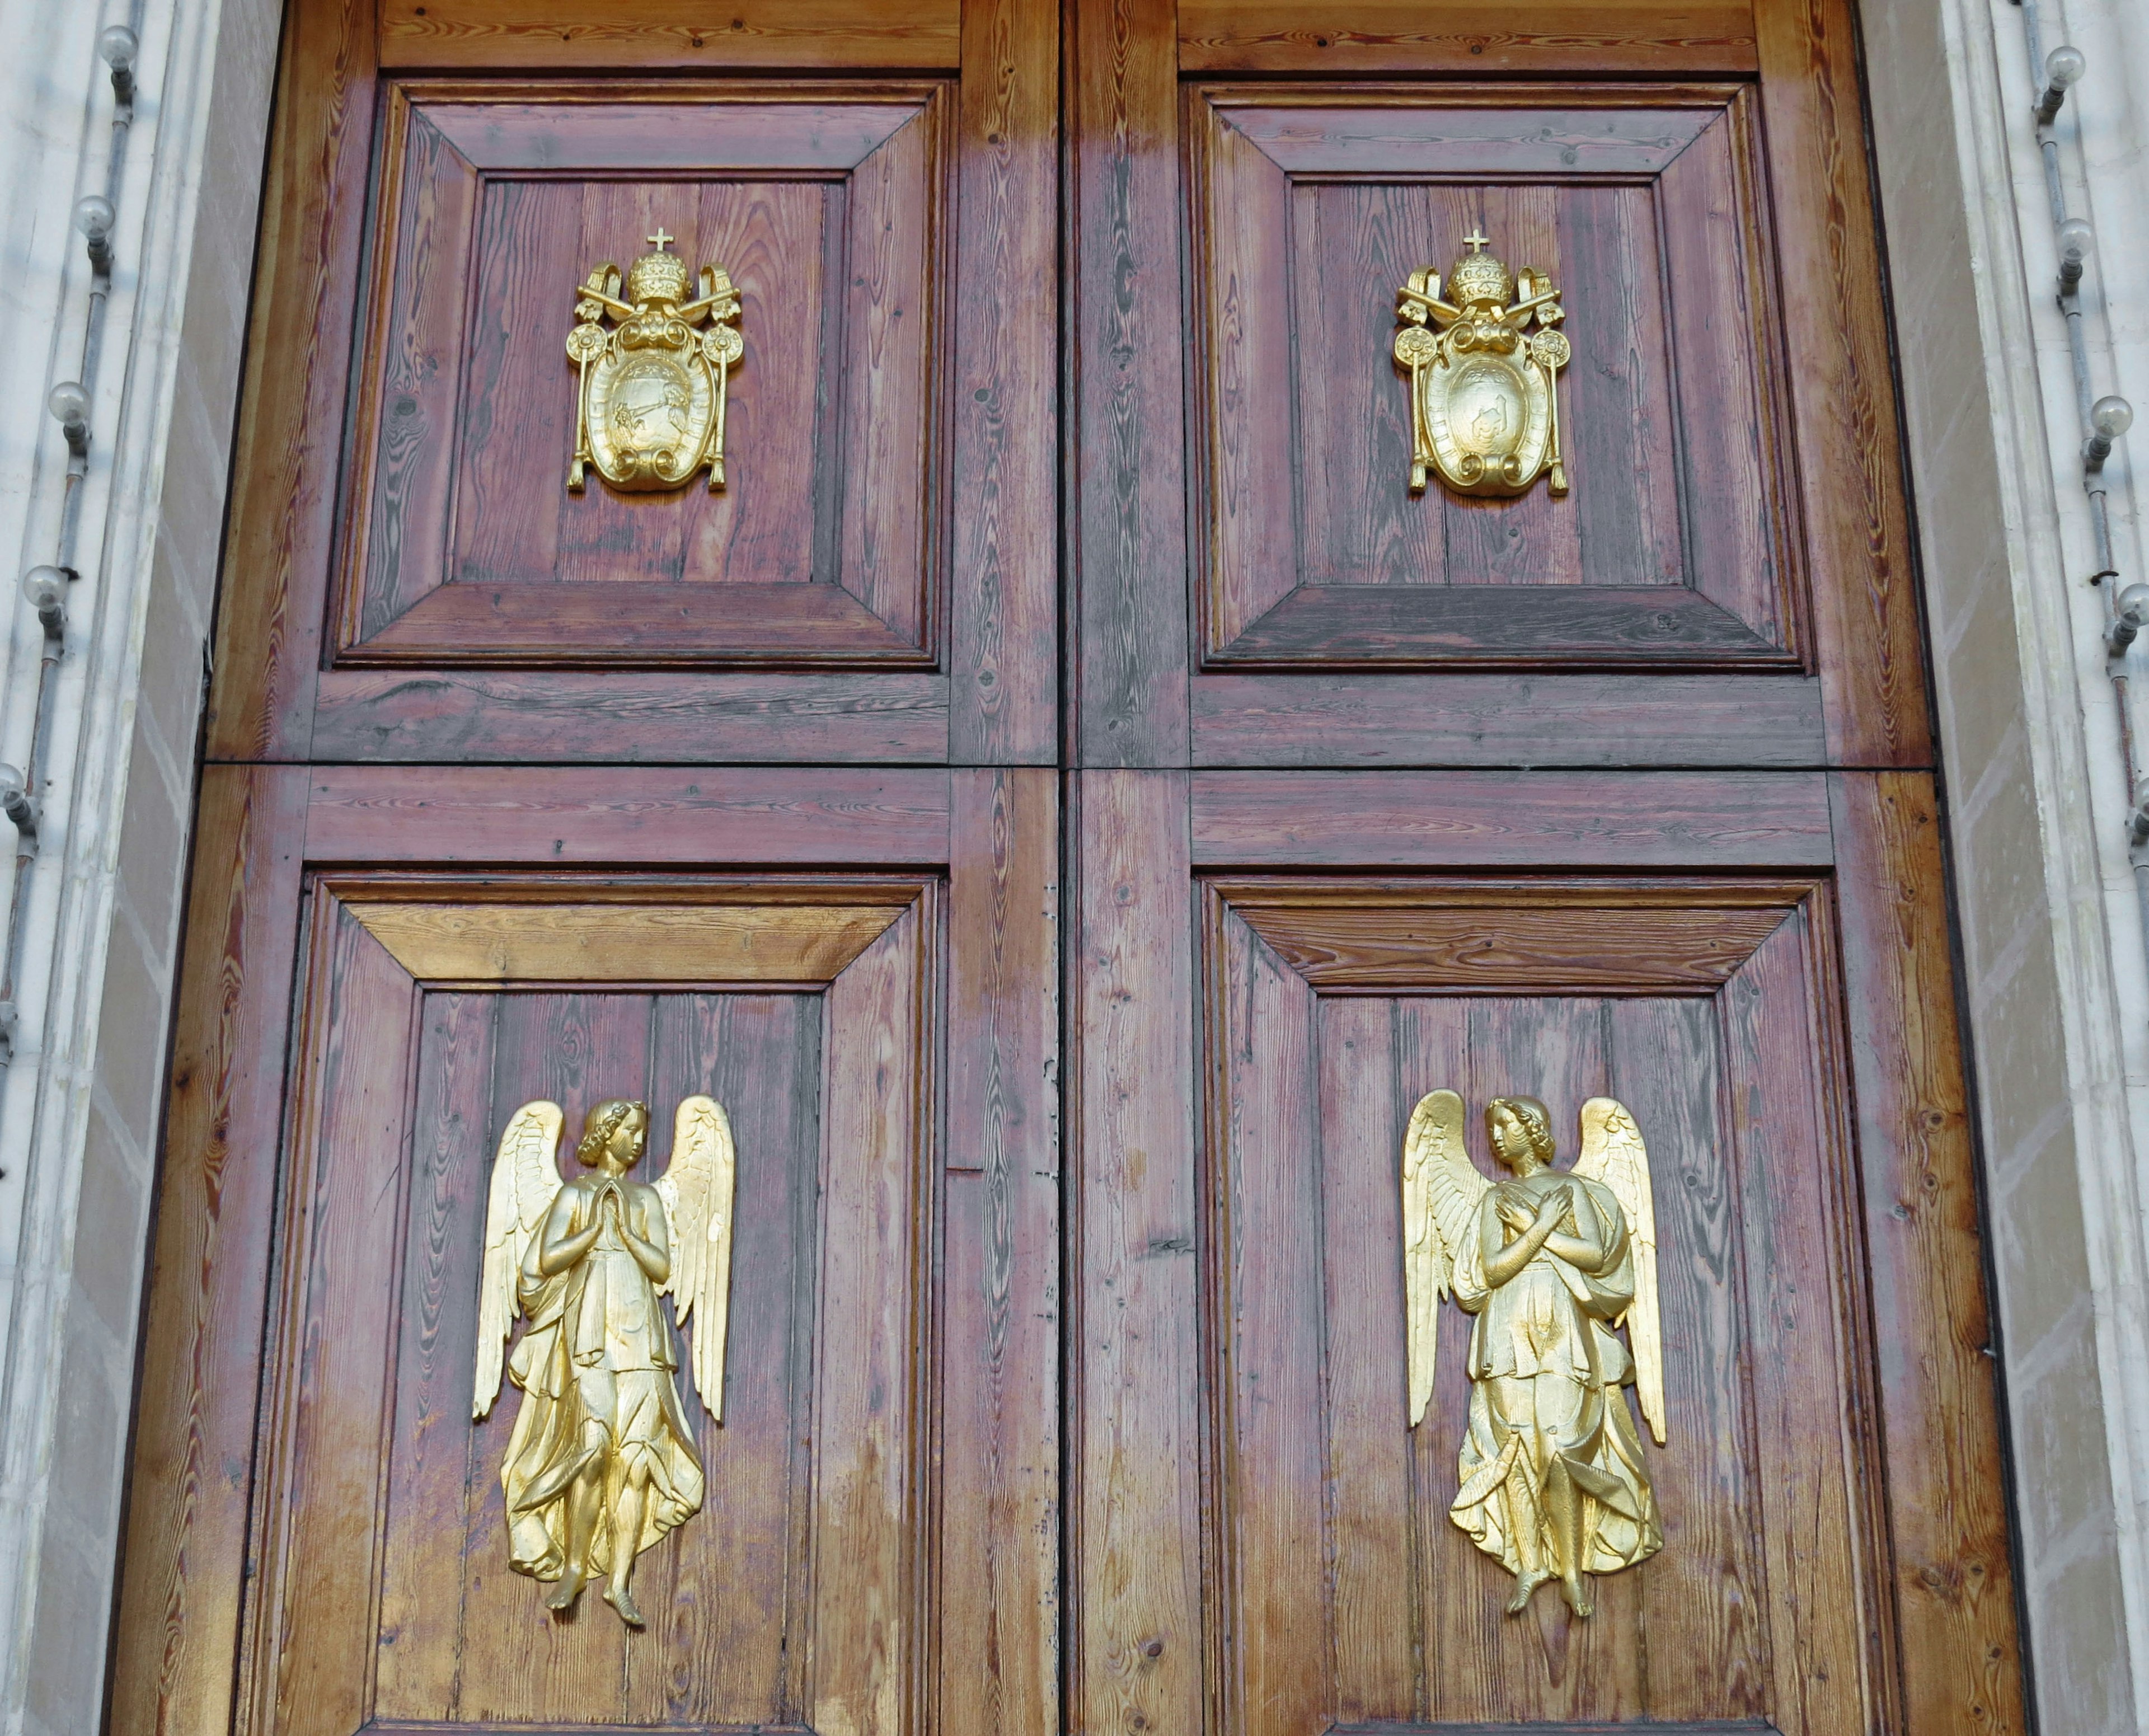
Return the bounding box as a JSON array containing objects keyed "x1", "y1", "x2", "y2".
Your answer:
[
  {"x1": 566, "y1": 229, "x2": 744, "y2": 494},
  {"x1": 1393, "y1": 229, "x2": 1571, "y2": 498}
]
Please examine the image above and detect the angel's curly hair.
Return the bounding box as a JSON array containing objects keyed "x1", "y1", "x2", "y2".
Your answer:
[
  {"x1": 574, "y1": 1098, "x2": 649, "y2": 1169},
  {"x1": 1486, "y1": 1094, "x2": 1554, "y2": 1159}
]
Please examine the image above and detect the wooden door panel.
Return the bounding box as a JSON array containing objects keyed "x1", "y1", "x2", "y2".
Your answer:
[
  {"x1": 1175, "y1": 0, "x2": 1762, "y2": 74},
  {"x1": 344, "y1": 82, "x2": 945, "y2": 666},
  {"x1": 213, "y1": 0, "x2": 1055, "y2": 764},
  {"x1": 1207, "y1": 885, "x2": 1866, "y2": 1729},
  {"x1": 377, "y1": 0, "x2": 964, "y2": 69},
  {"x1": 1071, "y1": 0, "x2": 1927, "y2": 770},
  {"x1": 252, "y1": 885, "x2": 931, "y2": 1736},
  {"x1": 113, "y1": 768, "x2": 1060, "y2": 1736},
  {"x1": 1193, "y1": 87, "x2": 1796, "y2": 668},
  {"x1": 1069, "y1": 768, "x2": 2024, "y2": 1736}
]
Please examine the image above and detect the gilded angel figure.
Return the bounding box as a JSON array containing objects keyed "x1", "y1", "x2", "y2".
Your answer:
[
  {"x1": 1402, "y1": 1091, "x2": 1664, "y2": 1617},
  {"x1": 473, "y1": 1096, "x2": 736, "y2": 1627}
]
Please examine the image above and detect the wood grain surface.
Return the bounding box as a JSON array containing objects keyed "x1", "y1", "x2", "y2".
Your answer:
[
  {"x1": 1178, "y1": 0, "x2": 1759, "y2": 73},
  {"x1": 1189, "y1": 770, "x2": 1836, "y2": 867},
  {"x1": 340, "y1": 83, "x2": 946, "y2": 666},
  {"x1": 1190, "y1": 673, "x2": 1827, "y2": 766},
  {"x1": 1068, "y1": 0, "x2": 1191, "y2": 765},
  {"x1": 379, "y1": 0, "x2": 963, "y2": 69},
  {"x1": 949, "y1": 0, "x2": 1059, "y2": 760},
  {"x1": 1194, "y1": 874, "x2": 1885, "y2": 1728},
  {"x1": 1189, "y1": 85, "x2": 1795, "y2": 668},
  {"x1": 1829, "y1": 772, "x2": 2028, "y2": 1736},
  {"x1": 302, "y1": 767, "x2": 954, "y2": 865},
  {"x1": 1068, "y1": 771, "x2": 1203, "y2": 1734}
]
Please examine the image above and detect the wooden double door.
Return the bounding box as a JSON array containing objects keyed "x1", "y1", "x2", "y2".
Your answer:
[{"x1": 113, "y1": 2, "x2": 2023, "y2": 1735}]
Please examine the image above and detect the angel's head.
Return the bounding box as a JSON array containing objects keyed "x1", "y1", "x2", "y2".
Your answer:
[
  {"x1": 575, "y1": 1099, "x2": 649, "y2": 1174},
  {"x1": 1486, "y1": 1096, "x2": 1555, "y2": 1174}
]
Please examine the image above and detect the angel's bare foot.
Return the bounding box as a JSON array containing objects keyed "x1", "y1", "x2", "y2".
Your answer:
[
  {"x1": 1560, "y1": 1574, "x2": 1594, "y2": 1618},
  {"x1": 603, "y1": 1583, "x2": 645, "y2": 1629},
  {"x1": 1504, "y1": 1570, "x2": 1551, "y2": 1615},
  {"x1": 546, "y1": 1568, "x2": 584, "y2": 1613}
]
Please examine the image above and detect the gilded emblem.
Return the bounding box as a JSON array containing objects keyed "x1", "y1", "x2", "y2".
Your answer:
[
  {"x1": 567, "y1": 229, "x2": 743, "y2": 494},
  {"x1": 1401, "y1": 1091, "x2": 1664, "y2": 1618},
  {"x1": 1394, "y1": 229, "x2": 1570, "y2": 498},
  {"x1": 473, "y1": 1096, "x2": 736, "y2": 1627}
]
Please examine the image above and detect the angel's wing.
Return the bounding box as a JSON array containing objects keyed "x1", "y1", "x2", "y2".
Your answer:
[
  {"x1": 653, "y1": 1095, "x2": 738, "y2": 1423},
  {"x1": 1573, "y1": 1096, "x2": 1664, "y2": 1445},
  {"x1": 473, "y1": 1101, "x2": 565, "y2": 1420},
  {"x1": 1401, "y1": 1089, "x2": 1493, "y2": 1427}
]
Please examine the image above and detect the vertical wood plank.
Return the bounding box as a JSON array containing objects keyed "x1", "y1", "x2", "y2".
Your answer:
[
  {"x1": 1211, "y1": 905, "x2": 1328, "y2": 1736},
  {"x1": 950, "y1": 0, "x2": 1060, "y2": 761},
  {"x1": 1830, "y1": 771, "x2": 2027, "y2": 1734},
  {"x1": 252, "y1": 908, "x2": 422, "y2": 1736},
  {"x1": 1756, "y1": 1, "x2": 1931, "y2": 766},
  {"x1": 942, "y1": 768, "x2": 1061, "y2": 1736},
  {"x1": 205, "y1": 0, "x2": 378, "y2": 758},
  {"x1": 109, "y1": 766, "x2": 312, "y2": 1736},
  {"x1": 814, "y1": 908, "x2": 930, "y2": 1736},
  {"x1": 1719, "y1": 910, "x2": 1879, "y2": 1734},
  {"x1": 1070, "y1": 0, "x2": 1191, "y2": 766},
  {"x1": 1314, "y1": 996, "x2": 1417, "y2": 1721},
  {"x1": 1604, "y1": 993, "x2": 1770, "y2": 1719},
  {"x1": 1070, "y1": 771, "x2": 1200, "y2": 1733},
  {"x1": 374, "y1": 989, "x2": 499, "y2": 1721}
]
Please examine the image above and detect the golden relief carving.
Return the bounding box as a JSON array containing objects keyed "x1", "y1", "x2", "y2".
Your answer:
[
  {"x1": 567, "y1": 229, "x2": 744, "y2": 495},
  {"x1": 473, "y1": 1096, "x2": 736, "y2": 1628},
  {"x1": 1394, "y1": 229, "x2": 1570, "y2": 498},
  {"x1": 1402, "y1": 1091, "x2": 1664, "y2": 1618}
]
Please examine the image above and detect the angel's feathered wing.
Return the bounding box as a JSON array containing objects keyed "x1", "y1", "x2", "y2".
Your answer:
[
  {"x1": 1573, "y1": 1096, "x2": 1664, "y2": 1445},
  {"x1": 473, "y1": 1100, "x2": 565, "y2": 1420},
  {"x1": 654, "y1": 1095, "x2": 738, "y2": 1423},
  {"x1": 1401, "y1": 1089, "x2": 1492, "y2": 1427}
]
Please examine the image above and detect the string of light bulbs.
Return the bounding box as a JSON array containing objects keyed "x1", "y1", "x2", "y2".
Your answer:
[{"x1": 0, "y1": 23, "x2": 138, "y2": 1061}]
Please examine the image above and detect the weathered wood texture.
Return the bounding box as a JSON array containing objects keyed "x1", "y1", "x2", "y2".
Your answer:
[
  {"x1": 1190, "y1": 673, "x2": 1827, "y2": 767},
  {"x1": 379, "y1": 0, "x2": 963, "y2": 68},
  {"x1": 1759, "y1": 1, "x2": 1932, "y2": 764},
  {"x1": 301, "y1": 767, "x2": 954, "y2": 865},
  {"x1": 1190, "y1": 88, "x2": 1796, "y2": 670},
  {"x1": 1177, "y1": 0, "x2": 1759, "y2": 72},
  {"x1": 942, "y1": 770, "x2": 1062, "y2": 1735},
  {"x1": 111, "y1": 777, "x2": 1061, "y2": 1736},
  {"x1": 1189, "y1": 770, "x2": 1836, "y2": 868},
  {"x1": 1203, "y1": 885, "x2": 1878, "y2": 1727},
  {"x1": 1068, "y1": 0, "x2": 1191, "y2": 765},
  {"x1": 950, "y1": 0, "x2": 1059, "y2": 759},
  {"x1": 212, "y1": 0, "x2": 1055, "y2": 763},
  {"x1": 109, "y1": 768, "x2": 312, "y2": 1736},
  {"x1": 1829, "y1": 772, "x2": 2027, "y2": 1735},
  {"x1": 1068, "y1": 771, "x2": 1203, "y2": 1734},
  {"x1": 343, "y1": 85, "x2": 945, "y2": 665}
]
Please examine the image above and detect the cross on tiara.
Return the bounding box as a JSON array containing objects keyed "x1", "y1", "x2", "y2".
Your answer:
[
  {"x1": 646, "y1": 228, "x2": 674, "y2": 253},
  {"x1": 1462, "y1": 228, "x2": 1491, "y2": 254}
]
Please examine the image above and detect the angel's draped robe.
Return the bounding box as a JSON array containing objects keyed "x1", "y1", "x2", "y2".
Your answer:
[
  {"x1": 499, "y1": 1178, "x2": 706, "y2": 1580},
  {"x1": 1448, "y1": 1174, "x2": 1663, "y2": 1579}
]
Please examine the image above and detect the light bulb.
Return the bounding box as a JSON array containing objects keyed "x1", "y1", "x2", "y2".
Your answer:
[
  {"x1": 0, "y1": 764, "x2": 26, "y2": 803},
  {"x1": 73, "y1": 196, "x2": 112, "y2": 243},
  {"x1": 96, "y1": 25, "x2": 137, "y2": 72},
  {"x1": 2059, "y1": 217, "x2": 2095, "y2": 265},
  {"x1": 2094, "y1": 396, "x2": 2134, "y2": 438},
  {"x1": 20, "y1": 568, "x2": 64, "y2": 612},
  {"x1": 46, "y1": 381, "x2": 87, "y2": 426},
  {"x1": 2047, "y1": 45, "x2": 2086, "y2": 88},
  {"x1": 2120, "y1": 585, "x2": 2149, "y2": 623}
]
